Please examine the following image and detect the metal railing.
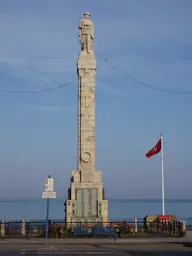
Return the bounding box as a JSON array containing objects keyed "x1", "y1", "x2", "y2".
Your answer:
[{"x1": 0, "y1": 220, "x2": 186, "y2": 239}]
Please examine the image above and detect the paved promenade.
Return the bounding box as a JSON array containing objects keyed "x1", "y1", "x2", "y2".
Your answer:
[
  {"x1": 0, "y1": 230, "x2": 192, "y2": 244},
  {"x1": 0, "y1": 236, "x2": 190, "y2": 244},
  {"x1": 0, "y1": 231, "x2": 191, "y2": 255}
]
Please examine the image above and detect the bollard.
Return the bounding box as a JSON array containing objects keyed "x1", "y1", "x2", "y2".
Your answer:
[
  {"x1": 20, "y1": 220, "x2": 26, "y2": 235},
  {"x1": 134, "y1": 218, "x2": 138, "y2": 234},
  {"x1": 0, "y1": 221, "x2": 5, "y2": 236}
]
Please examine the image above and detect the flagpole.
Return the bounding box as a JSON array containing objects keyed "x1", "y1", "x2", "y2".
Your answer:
[{"x1": 161, "y1": 135, "x2": 165, "y2": 215}]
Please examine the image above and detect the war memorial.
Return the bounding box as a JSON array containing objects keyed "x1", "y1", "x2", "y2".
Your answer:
[{"x1": 64, "y1": 12, "x2": 108, "y2": 224}]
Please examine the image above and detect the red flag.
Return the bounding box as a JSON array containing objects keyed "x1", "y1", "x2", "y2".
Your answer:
[{"x1": 146, "y1": 138, "x2": 161, "y2": 158}]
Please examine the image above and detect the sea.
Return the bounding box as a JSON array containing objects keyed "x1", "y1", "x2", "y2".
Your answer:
[{"x1": 0, "y1": 198, "x2": 192, "y2": 225}]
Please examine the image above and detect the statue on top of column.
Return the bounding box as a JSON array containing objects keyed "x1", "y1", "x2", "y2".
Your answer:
[{"x1": 78, "y1": 12, "x2": 94, "y2": 54}]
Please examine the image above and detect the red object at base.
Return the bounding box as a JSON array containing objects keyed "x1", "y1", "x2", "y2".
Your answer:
[
  {"x1": 158, "y1": 215, "x2": 170, "y2": 220},
  {"x1": 146, "y1": 138, "x2": 161, "y2": 158}
]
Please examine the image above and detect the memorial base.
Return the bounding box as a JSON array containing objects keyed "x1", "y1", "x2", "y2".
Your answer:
[{"x1": 65, "y1": 170, "x2": 108, "y2": 224}]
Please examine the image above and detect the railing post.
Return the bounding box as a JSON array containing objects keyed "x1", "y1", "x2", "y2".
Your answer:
[
  {"x1": 180, "y1": 220, "x2": 186, "y2": 237},
  {"x1": 149, "y1": 220, "x2": 152, "y2": 233},
  {"x1": 20, "y1": 220, "x2": 26, "y2": 235},
  {"x1": 170, "y1": 220, "x2": 172, "y2": 234},
  {"x1": 134, "y1": 218, "x2": 138, "y2": 234},
  {"x1": 173, "y1": 221, "x2": 176, "y2": 236},
  {"x1": 154, "y1": 221, "x2": 157, "y2": 232},
  {"x1": 175, "y1": 221, "x2": 178, "y2": 236},
  {"x1": 143, "y1": 216, "x2": 148, "y2": 232},
  {"x1": 0, "y1": 221, "x2": 5, "y2": 237},
  {"x1": 164, "y1": 220, "x2": 166, "y2": 232},
  {"x1": 29, "y1": 221, "x2": 32, "y2": 238},
  {"x1": 7, "y1": 221, "x2": 10, "y2": 236},
  {"x1": 26, "y1": 221, "x2": 29, "y2": 239}
]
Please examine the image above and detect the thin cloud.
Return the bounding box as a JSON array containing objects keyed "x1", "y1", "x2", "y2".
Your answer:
[
  {"x1": 0, "y1": 58, "x2": 76, "y2": 81},
  {"x1": 0, "y1": 60, "x2": 58, "y2": 89},
  {"x1": 28, "y1": 106, "x2": 76, "y2": 113}
]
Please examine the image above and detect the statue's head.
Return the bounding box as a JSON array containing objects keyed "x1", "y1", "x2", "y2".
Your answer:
[{"x1": 83, "y1": 12, "x2": 91, "y2": 19}]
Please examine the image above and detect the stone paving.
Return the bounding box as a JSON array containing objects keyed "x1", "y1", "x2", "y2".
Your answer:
[{"x1": 0, "y1": 231, "x2": 191, "y2": 255}]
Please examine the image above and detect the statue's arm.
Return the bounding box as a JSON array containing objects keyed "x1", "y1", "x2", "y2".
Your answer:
[
  {"x1": 78, "y1": 20, "x2": 83, "y2": 36},
  {"x1": 92, "y1": 24, "x2": 94, "y2": 39}
]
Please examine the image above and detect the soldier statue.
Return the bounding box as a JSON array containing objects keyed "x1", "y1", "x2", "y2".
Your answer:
[{"x1": 78, "y1": 12, "x2": 94, "y2": 53}]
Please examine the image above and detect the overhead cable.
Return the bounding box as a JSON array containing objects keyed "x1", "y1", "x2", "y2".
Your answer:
[{"x1": 104, "y1": 58, "x2": 192, "y2": 95}]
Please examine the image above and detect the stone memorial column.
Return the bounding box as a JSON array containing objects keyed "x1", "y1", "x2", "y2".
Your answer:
[{"x1": 65, "y1": 12, "x2": 108, "y2": 224}]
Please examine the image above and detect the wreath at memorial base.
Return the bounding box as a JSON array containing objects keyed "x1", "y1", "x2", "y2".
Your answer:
[
  {"x1": 57, "y1": 226, "x2": 73, "y2": 238},
  {"x1": 41, "y1": 224, "x2": 73, "y2": 238}
]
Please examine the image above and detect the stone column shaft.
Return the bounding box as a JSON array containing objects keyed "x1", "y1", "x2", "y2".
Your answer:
[{"x1": 78, "y1": 66, "x2": 96, "y2": 172}]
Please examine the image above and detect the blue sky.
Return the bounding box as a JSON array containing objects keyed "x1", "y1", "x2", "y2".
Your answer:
[{"x1": 0, "y1": 0, "x2": 191, "y2": 199}]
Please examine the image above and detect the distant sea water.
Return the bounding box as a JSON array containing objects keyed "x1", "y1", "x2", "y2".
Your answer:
[{"x1": 0, "y1": 199, "x2": 192, "y2": 225}]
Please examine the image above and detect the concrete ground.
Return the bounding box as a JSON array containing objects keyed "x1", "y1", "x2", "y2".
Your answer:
[
  {"x1": 0, "y1": 231, "x2": 191, "y2": 255},
  {"x1": 0, "y1": 243, "x2": 192, "y2": 255}
]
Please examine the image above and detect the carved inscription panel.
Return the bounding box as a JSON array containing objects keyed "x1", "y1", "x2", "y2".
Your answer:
[{"x1": 76, "y1": 188, "x2": 98, "y2": 217}]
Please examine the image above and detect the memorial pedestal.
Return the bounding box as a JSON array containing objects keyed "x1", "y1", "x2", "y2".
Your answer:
[{"x1": 65, "y1": 170, "x2": 108, "y2": 224}]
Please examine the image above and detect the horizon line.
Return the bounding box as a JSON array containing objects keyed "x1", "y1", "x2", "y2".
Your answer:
[{"x1": 0, "y1": 197, "x2": 191, "y2": 201}]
